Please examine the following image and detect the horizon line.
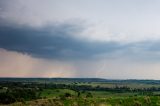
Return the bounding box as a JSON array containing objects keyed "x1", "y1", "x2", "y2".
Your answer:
[{"x1": 0, "y1": 77, "x2": 158, "y2": 80}]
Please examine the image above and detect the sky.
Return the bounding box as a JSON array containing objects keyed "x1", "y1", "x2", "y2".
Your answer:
[{"x1": 1, "y1": 0, "x2": 160, "y2": 79}]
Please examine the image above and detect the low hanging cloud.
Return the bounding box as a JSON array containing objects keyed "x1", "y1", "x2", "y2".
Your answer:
[
  {"x1": 0, "y1": 23, "x2": 125, "y2": 60},
  {"x1": 0, "y1": 22, "x2": 160, "y2": 61}
]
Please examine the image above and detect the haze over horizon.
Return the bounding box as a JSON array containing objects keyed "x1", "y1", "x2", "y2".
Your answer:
[{"x1": 1, "y1": 0, "x2": 160, "y2": 79}]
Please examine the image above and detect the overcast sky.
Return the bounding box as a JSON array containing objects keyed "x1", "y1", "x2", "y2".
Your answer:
[{"x1": 1, "y1": 0, "x2": 160, "y2": 79}]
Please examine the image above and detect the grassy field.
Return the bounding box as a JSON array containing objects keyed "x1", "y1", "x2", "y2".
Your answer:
[
  {"x1": 1, "y1": 78, "x2": 160, "y2": 106},
  {"x1": 39, "y1": 89, "x2": 139, "y2": 98},
  {"x1": 8, "y1": 95, "x2": 160, "y2": 106}
]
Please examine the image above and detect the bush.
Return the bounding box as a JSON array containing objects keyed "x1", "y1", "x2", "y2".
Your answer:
[
  {"x1": 86, "y1": 92, "x2": 93, "y2": 98},
  {"x1": 0, "y1": 92, "x2": 16, "y2": 104},
  {"x1": 65, "y1": 93, "x2": 72, "y2": 97},
  {"x1": 59, "y1": 95, "x2": 66, "y2": 100},
  {"x1": 134, "y1": 101, "x2": 142, "y2": 106},
  {"x1": 144, "y1": 96, "x2": 151, "y2": 104}
]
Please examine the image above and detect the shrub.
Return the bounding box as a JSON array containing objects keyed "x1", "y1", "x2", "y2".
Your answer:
[
  {"x1": 65, "y1": 93, "x2": 72, "y2": 97},
  {"x1": 86, "y1": 92, "x2": 93, "y2": 98},
  {"x1": 134, "y1": 101, "x2": 142, "y2": 106}
]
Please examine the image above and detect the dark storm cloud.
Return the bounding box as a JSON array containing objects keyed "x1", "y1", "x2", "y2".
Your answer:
[
  {"x1": 0, "y1": 24, "x2": 123, "y2": 60},
  {"x1": 1, "y1": 21, "x2": 160, "y2": 60}
]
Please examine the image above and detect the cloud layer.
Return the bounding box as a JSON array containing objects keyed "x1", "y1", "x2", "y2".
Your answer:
[
  {"x1": 0, "y1": 23, "x2": 160, "y2": 61},
  {"x1": 1, "y1": 0, "x2": 160, "y2": 79},
  {"x1": 0, "y1": 24, "x2": 126, "y2": 60},
  {"x1": 1, "y1": 0, "x2": 160, "y2": 42}
]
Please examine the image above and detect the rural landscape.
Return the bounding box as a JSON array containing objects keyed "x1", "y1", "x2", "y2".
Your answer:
[
  {"x1": 1, "y1": 78, "x2": 160, "y2": 106},
  {"x1": 1, "y1": 0, "x2": 160, "y2": 106}
]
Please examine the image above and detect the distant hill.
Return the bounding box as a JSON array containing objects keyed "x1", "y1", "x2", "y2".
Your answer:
[{"x1": 0, "y1": 78, "x2": 160, "y2": 84}]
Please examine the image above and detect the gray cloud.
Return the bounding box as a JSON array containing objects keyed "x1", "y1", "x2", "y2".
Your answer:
[
  {"x1": 1, "y1": 22, "x2": 160, "y2": 61},
  {"x1": 0, "y1": 23, "x2": 125, "y2": 60},
  {"x1": 1, "y1": 0, "x2": 160, "y2": 79}
]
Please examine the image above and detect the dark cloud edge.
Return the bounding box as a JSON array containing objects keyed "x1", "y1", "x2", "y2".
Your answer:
[{"x1": 0, "y1": 22, "x2": 160, "y2": 61}]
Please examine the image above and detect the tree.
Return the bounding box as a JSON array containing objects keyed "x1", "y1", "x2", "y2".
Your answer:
[{"x1": 77, "y1": 91, "x2": 81, "y2": 97}]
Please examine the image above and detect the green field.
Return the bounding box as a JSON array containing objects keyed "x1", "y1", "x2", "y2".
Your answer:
[{"x1": 1, "y1": 78, "x2": 160, "y2": 106}]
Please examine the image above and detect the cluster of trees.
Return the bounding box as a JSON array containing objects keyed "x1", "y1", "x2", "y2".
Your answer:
[
  {"x1": 43, "y1": 83, "x2": 160, "y2": 93},
  {"x1": 1, "y1": 81, "x2": 160, "y2": 92},
  {"x1": 0, "y1": 88, "x2": 40, "y2": 104}
]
